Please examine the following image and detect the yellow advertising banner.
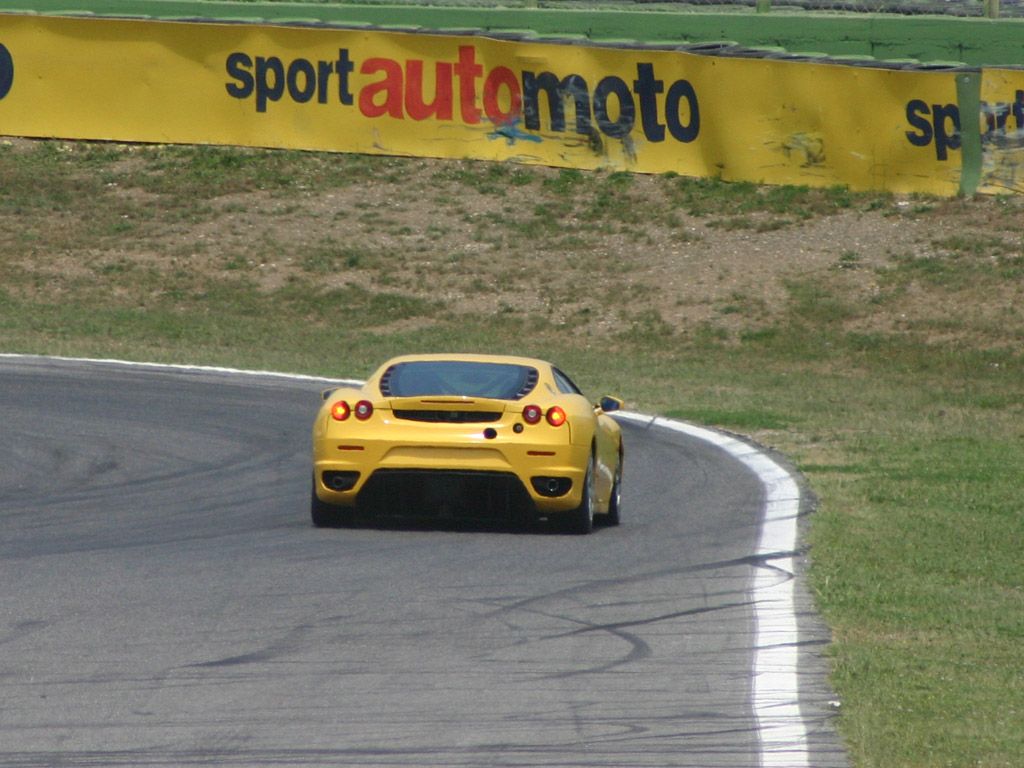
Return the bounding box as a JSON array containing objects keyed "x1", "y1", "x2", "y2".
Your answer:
[
  {"x1": 0, "y1": 14, "x2": 965, "y2": 194},
  {"x1": 979, "y1": 68, "x2": 1024, "y2": 195}
]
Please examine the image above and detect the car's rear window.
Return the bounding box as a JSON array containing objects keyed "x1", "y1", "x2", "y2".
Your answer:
[{"x1": 380, "y1": 361, "x2": 539, "y2": 400}]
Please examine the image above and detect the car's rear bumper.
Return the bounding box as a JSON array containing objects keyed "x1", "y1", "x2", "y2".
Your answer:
[
  {"x1": 352, "y1": 469, "x2": 533, "y2": 521},
  {"x1": 313, "y1": 440, "x2": 589, "y2": 514}
]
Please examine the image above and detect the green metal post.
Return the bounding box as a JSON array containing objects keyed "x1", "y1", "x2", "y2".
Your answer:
[{"x1": 956, "y1": 70, "x2": 983, "y2": 197}]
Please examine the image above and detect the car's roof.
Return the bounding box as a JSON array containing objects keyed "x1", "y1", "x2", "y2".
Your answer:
[{"x1": 375, "y1": 353, "x2": 552, "y2": 369}]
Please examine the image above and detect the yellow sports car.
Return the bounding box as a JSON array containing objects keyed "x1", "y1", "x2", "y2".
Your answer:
[{"x1": 311, "y1": 354, "x2": 623, "y2": 533}]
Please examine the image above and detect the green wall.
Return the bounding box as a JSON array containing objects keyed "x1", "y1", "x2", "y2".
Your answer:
[{"x1": 7, "y1": 0, "x2": 1024, "y2": 67}]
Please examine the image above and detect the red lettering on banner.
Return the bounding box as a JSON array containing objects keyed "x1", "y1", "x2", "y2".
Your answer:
[
  {"x1": 454, "y1": 46, "x2": 483, "y2": 124},
  {"x1": 405, "y1": 61, "x2": 454, "y2": 121},
  {"x1": 483, "y1": 66, "x2": 522, "y2": 125},
  {"x1": 359, "y1": 58, "x2": 403, "y2": 118}
]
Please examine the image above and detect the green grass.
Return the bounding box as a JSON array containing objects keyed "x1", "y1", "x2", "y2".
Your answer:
[
  {"x1": 810, "y1": 420, "x2": 1024, "y2": 767},
  {"x1": 2, "y1": 139, "x2": 1024, "y2": 767}
]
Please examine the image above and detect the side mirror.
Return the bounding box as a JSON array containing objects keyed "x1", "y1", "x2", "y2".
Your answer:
[
  {"x1": 598, "y1": 396, "x2": 623, "y2": 413},
  {"x1": 322, "y1": 388, "x2": 336, "y2": 401}
]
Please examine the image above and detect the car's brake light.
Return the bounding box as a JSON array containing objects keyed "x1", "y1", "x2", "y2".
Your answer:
[
  {"x1": 330, "y1": 400, "x2": 351, "y2": 421},
  {"x1": 546, "y1": 406, "x2": 567, "y2": 427},
  {"x1": 354, "y1": 400, "x2": 374, "y2": 420},
  {"x1": 522, "y1": 404, "x2": 542, "y2": 425}
]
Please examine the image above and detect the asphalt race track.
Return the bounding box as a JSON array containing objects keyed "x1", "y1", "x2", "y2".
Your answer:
[{"x1": 0, "y1": 356, "x2": 846, "y2": 767}]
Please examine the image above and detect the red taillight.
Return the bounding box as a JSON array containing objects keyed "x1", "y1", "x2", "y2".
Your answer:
[
  {"x1": 330, "y1": 400, "x2": 351, "y2": 421},
  {"x1": 546, "y1": 406, "x2": 567, "y2": 427},
  {"x1": 354, "y1": 400, "x2": 374, "y2": 420},
  {"x1": 522, "y1": 404, "x2": 542, "y2": 425}
]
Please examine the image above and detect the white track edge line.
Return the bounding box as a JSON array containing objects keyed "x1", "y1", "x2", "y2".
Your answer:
[
  {"x1": 617, "y1": 410, "x2": 809, "y2": 768},
  {"x1": 1, "y1": 354, "x2": 810, "y2": 767},
  {"x1": 0, "y1": 352, "x2": 361, "y2": 386}
]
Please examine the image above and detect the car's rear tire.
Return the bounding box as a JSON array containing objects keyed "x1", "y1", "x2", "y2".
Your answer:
[
  {"x1": 563, "y1": 457, "x2": 595, "y2": 535},
  {"x1": 311, "y1": 478, "x2": 352, "y2": 528},
  {"x1": 602, "y1": 455, "x2": 623, "y2": 527}
]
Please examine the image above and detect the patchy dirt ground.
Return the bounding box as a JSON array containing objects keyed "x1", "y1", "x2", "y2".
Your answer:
[{"x1": 3, "y1": 138, "x2": 1024, "y2": 349}]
